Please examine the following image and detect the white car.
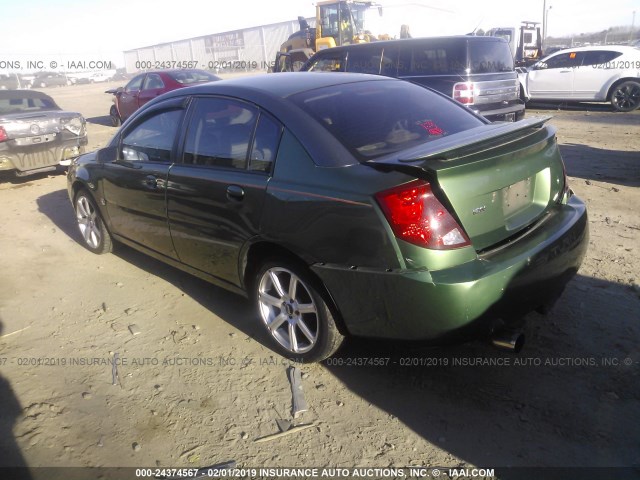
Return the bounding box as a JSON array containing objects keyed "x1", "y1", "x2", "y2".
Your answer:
[
  {"x1": 519, "y1": 45, "x2": 640, "y2": 111},
  {"x1": 88, "y1": 72, "x2": 113, "y2": 83}
]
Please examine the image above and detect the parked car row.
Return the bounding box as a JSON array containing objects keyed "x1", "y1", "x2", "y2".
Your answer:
[
  {"x1": 295, "y1": 37, "x2": 640, "y2": 117},
  {"x1": 68, "y1": 72, "x2": 589, "y2": 361}
]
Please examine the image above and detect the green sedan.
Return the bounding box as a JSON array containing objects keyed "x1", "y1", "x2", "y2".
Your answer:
[{"x1": 67, "y1": 73, "x2": 588, "y2": 362}]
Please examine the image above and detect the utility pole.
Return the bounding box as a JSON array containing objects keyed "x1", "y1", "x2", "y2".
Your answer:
[{"x1": 542, "y1": 0, "x2": 547, "y2": 40}]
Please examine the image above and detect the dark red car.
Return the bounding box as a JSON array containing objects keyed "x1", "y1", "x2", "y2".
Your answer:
[{"x1": 106, "y1": 69, "x2": 220, "y2": 126}]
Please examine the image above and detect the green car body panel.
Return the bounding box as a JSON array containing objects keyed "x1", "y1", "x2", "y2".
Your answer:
[{"x1": 67, "y1": 73, "x2": 588, "y2": 351}]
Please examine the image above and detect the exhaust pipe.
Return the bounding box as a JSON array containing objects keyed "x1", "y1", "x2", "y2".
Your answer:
[{"x1": 491, "y1": 330, "x2": 525, "y2": 353}]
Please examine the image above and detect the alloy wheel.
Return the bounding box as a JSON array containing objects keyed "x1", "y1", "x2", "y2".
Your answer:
[
  {"x1": 76, "y1": 195, "x2": 102, "y2": 250},
  {"x1": 611, "y1": 82, "x2": 640, "y2": 112},
  {"x1": 257, "y1": 267, "x2": 319, "y2": 354}
]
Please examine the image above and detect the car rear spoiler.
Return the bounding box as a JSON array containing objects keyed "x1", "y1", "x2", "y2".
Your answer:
[{"x1": 365, "y1": 116, "x2": 552, "y2": 174}]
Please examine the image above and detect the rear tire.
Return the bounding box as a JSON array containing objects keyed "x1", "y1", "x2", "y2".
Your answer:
[
  {"x1": 74, "y1": 189, "x2": 113, "y2": 254},
  {"x1": 610, "y1": 81, "x2": 640, "y2": 112},
  {"x1": 254, "y1": 259, "x2": 344, "y2": 362}
]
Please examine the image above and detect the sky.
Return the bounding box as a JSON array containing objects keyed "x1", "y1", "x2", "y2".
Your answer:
[{"x1": 0, "y1": 0, "x2": 638, "y2": 69}]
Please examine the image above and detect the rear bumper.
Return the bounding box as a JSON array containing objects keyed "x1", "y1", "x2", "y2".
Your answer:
[
  {"x1": 474, "y1": 101, "x2": 526, "y2": 122},
  {"x1": 312, "y1": 195, "x2": 588, "y2": 341},
  {"x1": 0, "y1": 135, "x2": 87, "y2": 173}
]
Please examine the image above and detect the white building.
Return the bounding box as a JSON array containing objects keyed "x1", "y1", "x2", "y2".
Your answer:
[{"x1": 123, "y1": 18, "x2": 314, "y2": 74}]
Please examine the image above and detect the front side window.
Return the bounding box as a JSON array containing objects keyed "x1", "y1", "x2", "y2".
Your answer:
[
  {"x1": 183, "y1": 97, "x2": 258, "y2": 169},
  {"x1": 289, "y1": 79, "x2": 484, "y2": 161},
  {"x1": 120, "y1": 109, "x2": 183, "y2": 163},
  {"x1": 537, "y1": 52, "x2": 585, "y2": 69},
  {"x1": 143, "y1": 73, "x2": 165, "y2": 90},
  {"x1": 125, "y1": 75, "x2": 145, "y2": 92}
]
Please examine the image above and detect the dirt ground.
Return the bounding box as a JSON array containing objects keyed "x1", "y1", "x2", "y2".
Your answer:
[{"x1": 0, "y1": 82, "x2": 639, "y2": 479}]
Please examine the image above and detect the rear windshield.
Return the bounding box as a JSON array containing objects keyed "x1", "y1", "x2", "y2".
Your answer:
[
  {"x1": 0, "y1": 94, "x2": 59, "y2": 114},
  {"x1": 289, "y1": 80, "x2": 484, "y2": 161},
  {"x1": 168, "y1": 70, "x2": 219, "y2": 84},
  {"x1": 469, "y1": 40, "x2": 514, "y2": 73}
]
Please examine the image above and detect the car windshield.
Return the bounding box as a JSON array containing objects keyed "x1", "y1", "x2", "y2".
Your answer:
[
  {"x1": 0, "y1": 93, "x2": 60, "y2": 114},
  {"x1": 168, "y1": 70, "x2": 218, "y2": 84},
  {"x1": 289, "y1": 80, "x2": 484, "y2": 161}
]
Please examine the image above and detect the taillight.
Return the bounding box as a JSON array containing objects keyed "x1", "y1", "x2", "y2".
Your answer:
[
  {"x1": 453, "y1": 82, "x2": 475, "y2": 105},
  {"x1": 559, "y1": 158, "x2": 571, "y2": 202},
  {"x1": 376, "y1": 180, "x2": 471, "y2": 250},
  {"x1": 0, "y1": 126, "x2": 7, "y2": 143}
]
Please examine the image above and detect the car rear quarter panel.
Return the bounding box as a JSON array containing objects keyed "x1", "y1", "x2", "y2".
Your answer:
[{"x1": 259, "y1": 129, "x2": 408, "y2": 270}]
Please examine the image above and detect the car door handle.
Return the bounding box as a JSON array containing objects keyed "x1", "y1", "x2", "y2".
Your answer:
[
  {"x1": 226, "y1": 185, "x2": 245, "y2": 200},
  {"x1": 144, "y1": 175, "x2": 160, "y2": 189},
  {"x1": 560, "y1": 70, "x2": 572, "y2": 73}
]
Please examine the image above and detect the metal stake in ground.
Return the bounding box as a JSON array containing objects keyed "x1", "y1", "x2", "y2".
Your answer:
[{"x1": 288, "y1": 366, "x2": 308, "y2": 418}]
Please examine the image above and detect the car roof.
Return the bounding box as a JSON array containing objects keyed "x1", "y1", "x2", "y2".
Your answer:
[
  {"x1": 310, "y1": 35, "x2": 505, "y2": 53},
  {"x1": 546, "y1": 45, "x2": 640, "y2": 54},
  {"x1": 164, "y1": 72, "x2": 391, "y2": 99},
  {"x1": 0, "y1": 89, "x2": 54, "y2": 100}
]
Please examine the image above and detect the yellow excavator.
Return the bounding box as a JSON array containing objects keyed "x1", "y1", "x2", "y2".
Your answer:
[{"x1": 274, "y1": 0, "x2": 396, "y2": 72}]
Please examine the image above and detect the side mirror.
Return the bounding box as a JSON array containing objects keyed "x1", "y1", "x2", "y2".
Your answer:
[{"x1": 96, "y1": 145, "x2": 118, "y2": 163}]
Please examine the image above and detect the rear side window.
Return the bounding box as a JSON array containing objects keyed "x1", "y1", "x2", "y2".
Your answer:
[
  {"x1": 249, "y1": 114, "x2": 282, "y2": 174},
  {"x1": 581, "y1": 50, "x2": 623, "y2": 67},
  {"x1": 289, "y1": 79, "x2": 484, "y2": 161},
  {"x1": 182, "y1": 97, "x2": 258, "y2": 169},
  {"x1": 347, "y1": 47, "x2": 384, "y2": 74},
  {"x1": 469, "y1": 40, "x2": 514, "y2": 73},
  {"x1": 399, "y1": 40, "x2": 467, "y2": 75}
]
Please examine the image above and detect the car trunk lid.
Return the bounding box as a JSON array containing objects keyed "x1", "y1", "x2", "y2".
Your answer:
[{"x1": 366, "y1": 117, "x2": 566, "y2": 251}]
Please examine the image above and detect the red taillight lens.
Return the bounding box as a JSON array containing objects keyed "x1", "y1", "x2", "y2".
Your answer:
[
  {"x1": 559, "y1": 158, "x2": 571, "y2": 202},
  {"x1": 376, "y1": 180, "x2": 471, "y2": 250},
  {"x1": 453, "y1": 82, "x2": 475, "y2": 105},
  {"x1": 0, "y1": 126, "x2": 7, "y2": 143}
]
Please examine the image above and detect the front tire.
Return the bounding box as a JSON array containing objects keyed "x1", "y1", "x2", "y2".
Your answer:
[
  {"x1": 254, "y1": 260, "x2": 344, "y2": 362},
  {"x1": 110, "y1": 106, "x2": 121, "y2": 127},
  {"x1": 610, "y1": 81, "x2": 640, "y2": 112},
  {"x1": 74, "y1": 190, "x2": 113, "y2": 254}
]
